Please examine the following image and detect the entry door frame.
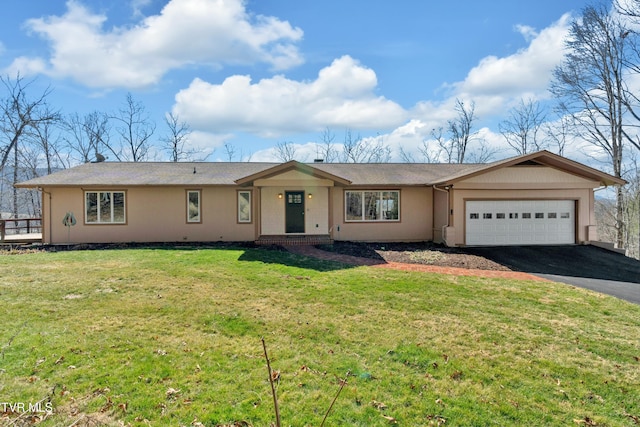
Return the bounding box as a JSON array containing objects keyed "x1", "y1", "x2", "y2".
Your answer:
[{"x1": 285, "y1": 191, "x2": 305, "y2": 233}]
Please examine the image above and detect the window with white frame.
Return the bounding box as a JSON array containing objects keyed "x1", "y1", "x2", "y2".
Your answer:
[
  {"x1": 85, "y1": 191, "x2": 126, "y2": 224},
  {"x1": 187, "y1": 190, "x2": 201, "y2": 223},
  {"x1": 345, "y1": 190, "x2": 399, "y2": 221},
  {"x1": 238, "y1": 190, "x2": 252, "y2": 223}
]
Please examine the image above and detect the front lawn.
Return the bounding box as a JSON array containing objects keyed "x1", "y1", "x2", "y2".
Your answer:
[{"x1": 0, "y1": 246, "x2": 639, "y2": 426}]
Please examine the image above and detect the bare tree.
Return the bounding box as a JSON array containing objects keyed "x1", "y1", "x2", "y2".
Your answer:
[
  {"x1": 222, "y1": 141, "x2": 252, "y2": 162},
  {"x1": 223, "y1": 142, "x2": 237, "y2": 162},
  {"x1": 431, "y1": 127, "x2": 452, "y2": 163},
  {"x1": 399, "y1": 146, "x2": 417, "y2": 163},
  {"x1": 613, "y1": 0, "x2": 640, "y2": 154},
  {"x1": 0, "y1": 75, "x2": 59, "y2": 217},
  {"x1": 543, "y1": 112, "x2": 571, "y2": 156},
  {"x1": 427, "y1": 99, "x2": 479, "y2": 163},
  {"x1": 161, "y1": 112, "x2": 193, "y2": 162},
  {"x1": 274, "y1": 140, "x2": 297, "y2": 162},
  {"x1": 341, "y1": 129, "x2": 390, "y2": 163},
  {"x1": 316, "y1": 127, "x2": 339, "y2": 163},
  {"x1": 499, "y1": 98, "x2": 547, "y2": 155},
  {"x1": 448, "y1": 99, "x2": 478, "y2": 163},
  {"x1": 623, "y1": 155, "x2": 640, "y2": 258},
  {"x1": 31, "y1": 112, "x2": 68, "y2": 174},
  {"x1": 466, "y1": 141, "x2": 498, "y2": 163},
  {"x1": 550, "y1": 4, "x2": 630, "y2": 248},
  {"x1": 63, "y1": 112, "x2": 111, "y2": 163},
  {"x1": 108, "y1": 92, "x2": 155, "y2": 162}
]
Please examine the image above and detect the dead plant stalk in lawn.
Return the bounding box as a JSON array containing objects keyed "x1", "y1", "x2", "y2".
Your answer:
[
  {"x1": 261, "y1": 337, "x2": 281, "y2": 427},
  {"x1": 320, "y1": 370, "x2": 351, "y2": 427}
]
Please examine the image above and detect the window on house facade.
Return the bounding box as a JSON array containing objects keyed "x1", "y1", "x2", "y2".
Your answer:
[
  {"x1": 85, "y1": 191, "x2": 126, "y2": 224},
  {"x1": 345, "y1": 190, "x2": 399, "y2": 222},
  {"x1": 187, "y1": 190, "x2": 201, "y2": 223},
  {"x1": 238, "y1": 190, "x2": 252, "y2": 223}
]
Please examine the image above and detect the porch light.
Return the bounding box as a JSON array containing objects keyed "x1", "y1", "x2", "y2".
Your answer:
[
  {"x1": 278, "y1": 193, "x2": 283, "y2": 199},
  {"x1": 308, "y1": 193, "x2": 313, "y2": 199}
]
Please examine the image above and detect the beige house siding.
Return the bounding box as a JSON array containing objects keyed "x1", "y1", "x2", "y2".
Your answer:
[
  {"x1": 432, "y1": 186, "x2": 449, "y2": 243},
  {"x1": 23, "y1": 154, "x2": 621, "y2": 247},
  {"x1": 446, "y1": 165, "x2": 601, "y2": 246},
  {"x1": 456, "y1": 166, "x2": 601, "y2": 189},
  {"x1": 260, "y1": 186, "x2": 329, "y2": 235},
  {"x1": 257, "y1": 170, "x2": 332, "y2": 235},
  {"x1": 330, "y1": 187, "x2": 433, "y2": 242},
  {"x1": 42, "y1": 186, "x2": 255, "y2": 244}
]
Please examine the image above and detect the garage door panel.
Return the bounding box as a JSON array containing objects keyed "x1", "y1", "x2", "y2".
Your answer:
[{"x1": 466, "y1": 200, "x2": 575, "y2": 246}]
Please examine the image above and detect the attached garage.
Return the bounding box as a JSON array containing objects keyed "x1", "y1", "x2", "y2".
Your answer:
[{"x1": 465, "y1": 200, "x2": 575, "y2": 246}]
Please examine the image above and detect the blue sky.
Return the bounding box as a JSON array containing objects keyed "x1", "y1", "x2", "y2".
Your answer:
[{"x1": 0, "y1": 0, "x2": 593, "y2": 163}]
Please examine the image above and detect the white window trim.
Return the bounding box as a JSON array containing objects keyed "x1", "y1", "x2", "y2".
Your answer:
[
  {"x1": 238, "y1": 190, "x2": 252, "y2": 223},
  {"x1": 345, "y1": 190, "x2": 400, "y2": 222},
  {"x1": 85, "y1": 190, "x2": 126, "y2": 224},
  {"x1": 187, "y1": 190, "x2": 201, "y2": 223}
]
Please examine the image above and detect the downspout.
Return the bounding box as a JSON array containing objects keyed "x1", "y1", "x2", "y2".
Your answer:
[
  {"x1": 433, "y1": 185, "x2": 450, "y2": 244},
  {"x1": 38, "y1": 187, "x2": 52, "y2": 244},
  {"x1": 591, "y1": 185, "x2": 609, "y2": 244}
]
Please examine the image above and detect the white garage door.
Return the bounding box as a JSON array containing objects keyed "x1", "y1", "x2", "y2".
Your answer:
[{"x1": 465, "y1": 200, "x2": 575, "y2": 246}]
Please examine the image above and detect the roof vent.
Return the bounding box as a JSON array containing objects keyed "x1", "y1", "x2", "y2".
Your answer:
[{"x1": 515, "y1": 160, "x2": 543, "y2": 166}]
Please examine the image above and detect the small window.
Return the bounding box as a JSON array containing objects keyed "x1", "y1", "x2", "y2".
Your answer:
[
  {"x1": 560, "y1": 212, "x2": 570, "y2": 219},
  {"x1": 548, "y1": 213, "x2": 557, "y2": 219},
  {"x1": 238, "y1": 191, "x2": 252, "y2": 223},
  {"x1": 523, "y1": 213, "x2": 531, "y2": 219},
  {"x1": 470, "y1": 213, "x2": 479, "y2": 219},
  {"x1": 535, "y1": 213, "x2": 544, "y2": 219},
  {"x1": 187, "y1": 190, "x2": 201, "y2": 223},
  {"x1": 483, "y1": 213, "x2": 492, "y2": 219},
  {"x1": 496, "y1": 213, "x2": 505, "y2": 219},
  {"x1": 288, "y1": 193, "x2": 302, "y2": 204},
  {"x1": 509, "y1": 213, "x2": 518, "y2": 219}
]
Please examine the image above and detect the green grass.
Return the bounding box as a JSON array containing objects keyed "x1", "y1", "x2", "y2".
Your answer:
[{"x1": 0, "y1": 246, "x2": 639, "y2": 426}]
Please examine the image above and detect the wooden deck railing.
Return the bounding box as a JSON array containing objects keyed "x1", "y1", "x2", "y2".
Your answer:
[{"x1": 0, "y1": 218, "x2": 42, "y2": 241}]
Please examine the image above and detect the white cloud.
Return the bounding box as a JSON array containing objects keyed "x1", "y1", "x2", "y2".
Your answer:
[
  {"x1": 454, "y1": 13, "x2": 572, "y2": 102},
  {"x1": 173, "y1": 55, "x2": 408, "y2": 137},
  {"x1": 514, "y1": 24, "x2": 538, "y2": 42},
  {"x1": 6, "y1": 0, "x2": 303, "y2": 88},
  {"x1": 409, "y1": 14, "x2": 573, "y2": 138},
  {"x1": 131, "y1": 0, "x2": 152, "y2": 18}
]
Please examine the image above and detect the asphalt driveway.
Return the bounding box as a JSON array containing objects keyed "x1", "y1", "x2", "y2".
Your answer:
[{"x1": 464, "y1": 245, "x2": 640, "y2": 304}]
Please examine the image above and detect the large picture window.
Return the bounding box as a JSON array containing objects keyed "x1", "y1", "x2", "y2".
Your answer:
[
  {"x1": 85, "y1": 191, "x2": 126, "y2": 224},
  {"x1": 238, "y1": 190, "x2": 252, "y2": 223},
  {"x1": 345, "y1": 190, "x2": 399, "y2": 222},
  {"x1": 187, "y1": 190, "x2": 201, "y2": 223}
]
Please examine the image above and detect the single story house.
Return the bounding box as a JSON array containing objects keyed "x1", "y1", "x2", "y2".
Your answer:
[{"x1": 15, "y1": 150, "x2": 625, "y2": 247}]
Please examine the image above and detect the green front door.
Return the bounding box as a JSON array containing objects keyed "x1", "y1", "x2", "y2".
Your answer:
[{"x1": 285, "y1": 191, "x2": 305, "y2": 233}]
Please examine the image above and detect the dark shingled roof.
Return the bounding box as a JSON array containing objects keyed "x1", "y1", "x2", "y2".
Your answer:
[
  {"x1": 16, "y1": 161, "x2": 485, "y2": 187},
  {"x1": 15, "y1": 151, "x2": 625, "y2": 188}
]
